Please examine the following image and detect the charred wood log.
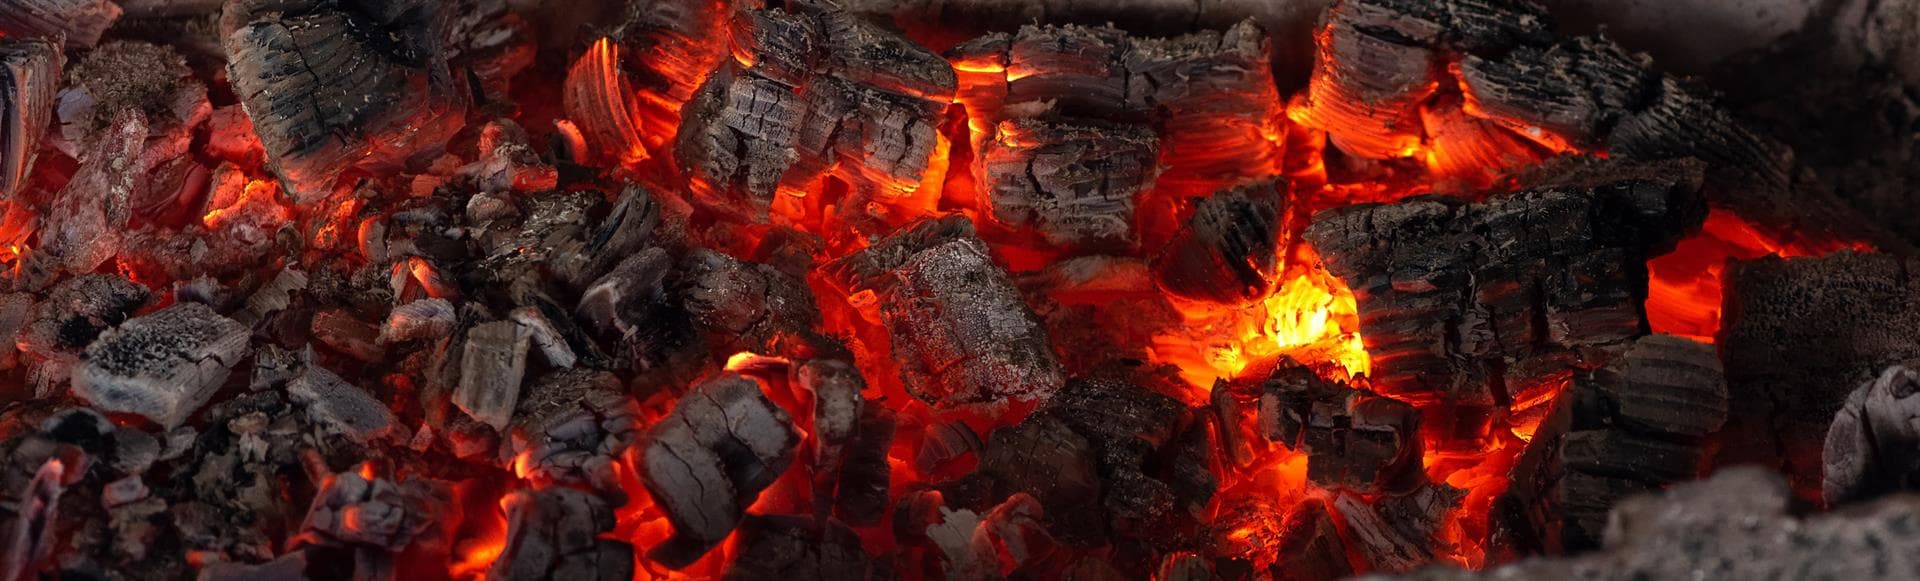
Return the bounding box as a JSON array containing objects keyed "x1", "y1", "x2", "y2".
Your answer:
[
  {"x1": 1259, "y1": 358, "x2": 1422, "y2": 494},
  {"x1": 488, "y1": 487, "x2": 633, "y2": 581},
  {"x1": 71, "y1": 302, "x2": 249, "y2": 429},
  {"x1": 1303, "y1": 165, "x2": 1703, "y2": 409},
  {"x1": 978, "y1": 413, "x2": 1104, "y2": 543},
  {"x1": 1272, "y1": 498, "x2": 1354, "y2": 581},
  {"x1": 506, "y1": 369, "x2": 639, "y2": 494},
  {"x1": 1718, "y1": 252, "x2": 1920, "y2": 501},
  {"x1": 453, "y1": 320, "x2": 531, "y2": 432},
  {"x1": 0, "y1": 0, "x2": 122, "y2": 48},
  {"x1": 222, "y1": 0, "x2": 467, "y2": 201},
  {"x1": 1335, "y1": 481, "x2": 1465, "y2": 573},
  {"x1": 287, "y1": 364, "x2": 398, "y2": 446},
  {"x1": 1035, "y1": 377, "x2": 1200, "y2": 530},
  {"x1": 1825, "y1": 366, "x2": 1920, "y2": 505},
  {"x1": 1125, "y1": 21, "x2": 1287, "y2": 200},
  {"x1": 820, "y1": 214, "x2": 976, "y2": 297},
  {"x1": 292, "y1": 470, "x2": 438, "y2": 552},
  {"x1": 678, "y1": 248, "x2": 822, "y2": 356},
  {"x1": 723, "y1": 515, "x2": 874, "y2": 581},
  {"x1": 640, "y1": 373, "x2": 801, "y2": 569},
  {"x1": 978, "y1": 117, "x2": 1159, "y2": 249},
  {"x1": 795, "y1": 359, "x2": 892, "y2": 524},
  {"x1": 1151, "y1": 180, "x2": 1285, "y2": 304},
  {"x1": 598, "y1": 0, "x2": 729, "y2": 162},
  {"x1": 1490, "y1": 334, "x2": 1726, "y2": 556},
  {"x1": 0, "y1": 37, "x2": 58, "y2": 200}
]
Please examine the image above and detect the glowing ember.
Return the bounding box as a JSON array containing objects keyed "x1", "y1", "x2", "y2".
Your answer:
[{"x1": 1647, "y1": 209, "x2": 1873, "y2": 341}]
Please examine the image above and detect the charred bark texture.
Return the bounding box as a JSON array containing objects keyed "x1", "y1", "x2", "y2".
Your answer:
[
  {"x1": 0, "y1": 38, "x2": 58, "y2": 200},
  {"x1": 1260, "y1": 358, "x2": 1422, "y2": 494},
  {"x1": 640, "y1": 373, "x2": 801, "y2": 569}
]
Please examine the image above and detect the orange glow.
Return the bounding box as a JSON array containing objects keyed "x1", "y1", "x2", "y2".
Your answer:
[
  {"x1": 1647, "y1": 209, "x2": 1871, "y2": 340},
  {"x1": 202, "y1": 178, "x2": 292, "y2": 229},
  {"x1": 1152, "y1": 266, "x2": 1371, "y2": 397},
  {"x1": 564, "y1": 38, "x2": 652, "y2": 168}
]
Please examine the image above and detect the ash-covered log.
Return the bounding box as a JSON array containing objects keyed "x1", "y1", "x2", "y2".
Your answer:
[
  {"x1": 0, "y1": 37, "x2": 58, "y2": 200},
  {"x1": 1303, "y1": 161, "x2": 1703, "y2": 410},
  {"x1": 1151, "y1": 180, "x2": 1285, "y2": 304},
  {"x1": 1717, "y1": 252, "x2": 1920, "y2": 501},
  {"x1": 1260, "y1": 358, "x2": 1421, "y2": 494},
  {"x1": 1490, "y1": 334, "x2": 1726, "y2": 556},
  {"x1": 978, "y1": 117, "x2": 1160, "y2": 249},
  {"x1": 676, "y1": 6, "x2": 955, "y2": 221},
  {"x1": 831, "y1": 219, "x2": 1064, "y2": 410},
  {"x1": 71, "y1": 302, "x2": 249, "y2": 428},
  {"x1": 1825, "y1": 366, "x2": 1920, "y2": 505},
  {"x1": 221, "y1": 0, "x2": 468, "y2": 201},
  {"x1": 489, "y1": 487, "x2": 633, "y2": 581},
  {"x1": 640, "y1": 373, "x2": 801, "y2": 569},
  {"x1": 0, "y1": 0, "x2": 123, "y2": 48},
  {"x1": 287, "y1": 364, "x2": 399, "y2": 446}
]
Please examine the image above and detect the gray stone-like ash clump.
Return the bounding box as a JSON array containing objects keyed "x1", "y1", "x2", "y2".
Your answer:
[{"x1": 72, "y1": 302, "x2": 249, "y2": 428}]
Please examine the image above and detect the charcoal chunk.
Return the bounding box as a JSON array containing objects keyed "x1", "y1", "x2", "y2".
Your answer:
[
  {"x1": 489, "y1": 488, "x2": 633, "y2": 581},
  {"x1": 72, "y1": 303, "x2": 250, "y2": 428},
  {"x1": 641, "y1": 374, "x2": 800, "y2": 569}
]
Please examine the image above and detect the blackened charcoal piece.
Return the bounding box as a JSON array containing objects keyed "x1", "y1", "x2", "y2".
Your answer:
[
  {"x1": 237, "y1": 268, "x2": 309, "y2": 324},
  {"x1": 723, "y1": 515, "x2": 872, "y2": 581},
  {"x1": 311, "y1": 309, "x2": 385, "y2": 363},
  {"x1": 641, "y1": 374, "x2": 800, "y2": 569},
  {"x1": 489, "y1": 488, "x2": 634, "y2": 581},
  {"x1": 979, "y1": 414, "x2": 1104, "y2": 543},
  {"x1": 1335, "y1": 481, "x2": 1465, "y2": 573},
  {"x1": 1123, "y1": 21, "x2": 1287, "y2": 198},
  {"x1": 1456, "y1": 38, "x2": 1651, "y2": 151},
  {"x1": 1826, "y1": 366, "x2": 1920, "y2": 505},
  {"x1": 811, "y1": 9, "x2": 955, "y2": 101},
  {"x1": 679, "y1": 249, "x2": 821, "y2": 354},
  {"x1": 980, "y1": 117, "x2": 1159, "y2": 249},
  {"x1": 884, "y1": 236, "x2": 1065, "y2": 410},
  {"x1": 676, "y1": 66, "x2": 806, "y2": 217},
  {"x1": 71, "y1": 303, "x2": 249, "y2": 428},
  {"x1": 577, "y1": 247, "x2": 674, "y2": 344},
  {"x1": 0, "y1": 38, "x2": 59, "y2": 199},
  {"x1": 796, "y1": 359, "x2": 875, "y2": 520},
  {"x1": 1259, "y1": 359, "x2": 1421, "y2": 494},
  {"x1": 454, "y1": 320, "x2": 531, "y2": 432},
  {"x1": 292, "y1": 470, "x2": 436, "y2": 550},
  {"x1": 820, "y1": 215, "x2": 975, "y2": 297},
  {"x1": 915, "y1": 419, "x2": 982, "y2": 474},
  {"x1": 1151, "y1": 180, "x2": 1284, "y2": 304},
  {"x1": 1303, "y1": 169, "x2": 1702, "y2": 408},
  {"x1": 1273, "y1": 499, "x2": 1354, "y2": 581},
  {"x1": 37, "y1": 109, "x2": 145, "y2": 282},
  {"x1": 19, "y1": 274, "x2": 149, "y2": 356},
  {"x1": 222, "y1": 0, "x2": 467, "y2": 201},
  {"x1": 999, "y1": 25, "x2": 1129, "y2": 118},
  {"x1": 1040, "y1": 377, "x2": 1190, "y2": 524},
  {"x1": 0, "y1": 0, "x2": 122, "y2": 48},
  {"x1": 57, "y1": 41, "x2": 209, "y2": 154},
  {"x1": 1718, "y1": 253, "x2": 1920, "y2": 500},
  {"x1": 836, "y1": 406, "x2": 895, "y2": 525},
  {"x1": 287, "y1": 365, "x2": 397, "y2": 445},
  {"x1": 507, "y1": 369, "x2": 639, "y2": 494},
  {"x1": 568, "y1": 185, "x2": 686, "y2": 290},
  {"x1": 1156, "y1": 553, "x2": 1215, "y2": 581}
]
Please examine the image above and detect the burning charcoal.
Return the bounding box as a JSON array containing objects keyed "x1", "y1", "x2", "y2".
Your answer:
[
  {"x1": 925, "y1": 493, "x2": 1052, "y2": 580},
  {"x1": 917, "y1": 419, "x2": 983, "y2": 474},
  {"x1": 821, "y1": 215, "x2": 976, "y2": 296},
  {"x1": 641, "y1": 373, "x2": 800, "y2": 569},
  {"x1": 292, "y1": 470, "x2": 437, "y2": 551},
  {"x1": 1272, "y1": 499, "x2": 1353, "y2": 581},
  {"x1": 1303, "y1": 167, "x2": 1703, "y2": 409},
  {"x1": 311, "y1": 310, "x2": 385, "y2": 363},
  {"x1": 0, "y1": 0, "x2": 122, "y2": 48},
  {"x1": 835, "y1": 406, "x2": 896, "y2": 525},
  {"x1": 1455, "y1": 38, "x2": 1649, "y2": 153},
  {"x1": 1124, "y1": 21, "x2": 1288, "y2": 200},
  {"x1": 222, "y1": 0, "x2": 468, "y2": 201},
  {"x1": 0, "y1": 37, "x2": 59, "y2": 199},
  {"x1": 234, "y1": 268, "x2": 307, "y2": 325},
  {"x1": 723, "y1": 515, "x2": 873, "y2": 581},
  {"x1": 509, "y1": 306, "x2": 577, "y2": 369},
  {"x1": 679, "y1": 249, "x2": 821, "y2": 355},
  {"x1": 1491, "y1": 334, "x2": 1726, "y2": 554},
  {"x1": 454, "y1": 320, "x2": 531, "y2": 432},
  {"x1": 1037, "y1": 377, "x2": 1192, "y2": 526},
  {"x1": 1259, "y1": 359, "x2": 1421, "y2": 494},
  {"x1": 1826, "y1": 366, "x2": 1920, "y2": 505},
  {"x1": 36, "y1": 109, "x2": 144, "y2": 281},
  {"x1": 461, "y1": 120, "x2": 558, "y2": 194},
  {"x1": 1155, "y1": 553, "x2": 1214, "y2": 581},
  {"x1": 1335, "y1": 481, "x2": 1465, "y2": 573},
  {"x1": 980, "y1": 117, "x2": 1160, "y2": 249},
  {"x1": 71, "y1": 303, "x2": 249, "y2": 429},
  {"x1": 287, "y1": 365, "x2": 398, "y2": 445},
  {"x1": 1717, "y1": 252, "x2": 1920, "y2": 500},
  {"x1": 563, "y1": 38, "x2": 648, "y2": 169},
  {"x1": 979, "y1": 414, "x2": 1103, "y2": 542},
  {"x1": 675, "y1": 7, "x2": 955, "y2": 221},
  {"x1": 506, "y1": 369, "x2": 638, "y2": 493},
  {"x1": 795, "y1": 359, "x2": 885, "y2": 520},
  {"x1": 0, "y1": 293, "x2": 31, "y2": 369},
  {"x1": 489, "y1": 487, "x2": 633, "y2": 581},
  {"x1": 0, "y1": 457, "x2": 69, "y2": 581},
  {"x1": 1152, "y1": 180, "x2": 1285, "y2": 304},
  {"x1": 379, "y1": 298, "x2": 455, "y2": 345},
  {"x1": 870, "y1": 232, "x2": 1064, "y2": 410}
]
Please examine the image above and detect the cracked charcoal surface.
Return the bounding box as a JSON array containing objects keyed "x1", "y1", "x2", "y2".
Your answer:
[{"x1": 72, "y1": 302, "x2": 249, "y2": 428}]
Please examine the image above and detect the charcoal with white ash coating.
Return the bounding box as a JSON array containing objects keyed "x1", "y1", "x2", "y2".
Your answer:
[
  {"x1": 504, "y1": 368, "x2": 639, "y2": 494},
  {"x1": 676, "y1": 6, "x2": 955, "y2": 221},
  {"x1": 17, "y1": 274, "x2": 149, "y2": 361},
  {"x1": 921, "y1": 492, "x2": 1054, "y2": 579},
  {"x1": 1152, "y1": 180, "x2": 1285, "y2": 304},
  {"x1": 722, "y1": 515, "x2": 875, "y2": 581},
  {"x1": 488, "y1": 487, "x2": 633, "y2": 581},
  {"x1": 290, "y1": 468, "x2": 446, "y2": 577},
  {"x1": 1303, "y1": 160, "x2": 1704, "y2": 412},
  {"x1": 32, "y1": 109, "x2": 144, "y2": 284},
  {"x1": 220, "y1": 0, "x2": 468, "y2": 201},
  {"x1": 71, "y1": 302, "x2": 250, "y2": 429},
  {"x1": 1489, "y1": 334, "x2": 1727, "y2": 556},
  {"x1": 640, "y1": 373, "x2": 801, "y2": 569},
  {"x1": 1826, "y1": 366, "x2": 1920, "y2": 505},
  {"x1": 1715, "y1": 252, "x2": 1920, "y2": 501},
  {"x1": 825, "y1": 217, "x2": 1064, "y2": 410},
  {"x1": 0, "y1": 0, "x2": 123, "y2": 48},
  {"x1": 0, "y1": 36, "x2": 59, "y2": 200},
  {"x1": 287, "y1": 364, "x2": 400, "y2": 446},
  {"x1": 1259, "y1": 357, "x2": 1421, "y2": 495},
  {"x1": 1378, "y1": 468, "x2": 1920, "y2": 581}
]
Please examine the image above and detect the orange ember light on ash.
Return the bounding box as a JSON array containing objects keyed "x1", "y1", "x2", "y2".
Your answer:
[{"x1": 1647, "y1": 209, "x2": 1872, "y2": 341}]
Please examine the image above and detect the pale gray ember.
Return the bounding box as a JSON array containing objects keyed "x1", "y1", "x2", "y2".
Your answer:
[
  {"x1": 237, "y1": 268, "x2": 308, "y2": 323},
  {"x1": 880, "y1": 233, "x2": 1064, "y2": 409},
  {"x1": 378, "y1": 298, "x2": 456, "y2": 345},
  {"x1": 506, "y1": 369, "x2": 638, "y2": 493},
  {"x1": 287, "y1": 365, "x2": 397, "y2": 445},
  {"x1": 509, "y1": 306, "x2": 577, "y2": 368},
  {"x1": 640, "y1": 373, "x2": 799, "y2": 569},
  {"x1": 1824, "y1": 366, "x2": 1920, "y2": 505},
  {"x1": 454, "y1": 320, "x2": 531, "y2": 431},
  {"x1": 71, "y1": 302, "x2": 249, "y2": 428}
]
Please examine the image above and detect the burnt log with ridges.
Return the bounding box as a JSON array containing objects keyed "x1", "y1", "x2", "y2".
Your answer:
[
  {"x1": 1302, "y1": 163, "x2": 1702, "y2": 409},
  {"x1": 488, "y1": 487, "x2": 634, "y2": 581},
  {"x1": 877, "y1": 234, "x2": 1065, "y2": 410},
  {"x1": 640, "y1": 373, "x2": 801, "y2": 569},
  {"x1": 0, "y1": 0, "x2": 122, "y2": 48},
  {"x1": 1260, "y1": 358, "x2": 1422, "y2": 494},
  {"x1": 1716, "y1": 252, "x2": 1920, "y2": 501},
  {"x1": 0, "y1": 38, "x2": 59, "y2": 200},
  {"x1": 507, "y1": 369, "x2": 639, "y2": 494},
  {"x1": 1151, "y1": 180, "x2": 1285, "y2": 304},
  {"x1": 980, "y1": 117, "x2": 1160, "y2": 249},
  {"x1": 221, "y1": 0, "x2": 468, "y2": 202},
  {"x1": 977, "y1": 413, "x2": 1105, "y2": 543},
  {"x1": 1336, "y1": 481, "x2": 1466, "y2": 573}
]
